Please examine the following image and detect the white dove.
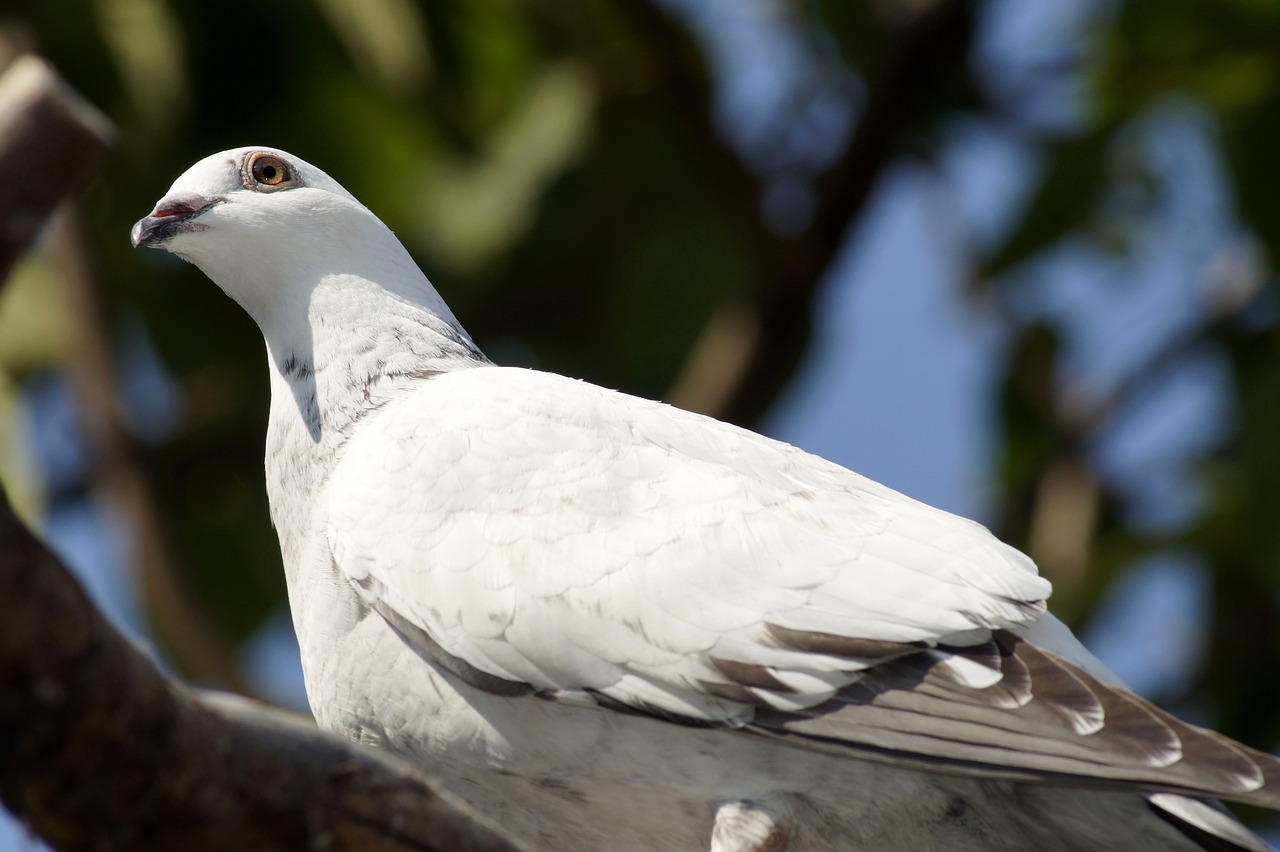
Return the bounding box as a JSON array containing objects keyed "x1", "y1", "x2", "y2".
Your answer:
[{"x1": 133, "y1": 147, "x2": 1280, "y2": 851}]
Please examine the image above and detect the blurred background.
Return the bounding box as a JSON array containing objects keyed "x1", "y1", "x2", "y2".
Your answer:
[{"x1": 3, "y1": 0, "x2": 1280, "y2": 845}]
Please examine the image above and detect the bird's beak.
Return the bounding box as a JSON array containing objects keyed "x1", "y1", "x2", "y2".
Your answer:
[{"x1": 131, "y1": 195, "x2": 222, "y2": 249}]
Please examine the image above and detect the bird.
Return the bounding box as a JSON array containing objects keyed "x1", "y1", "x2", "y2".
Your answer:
[{"x1": 133, "y1": 146, "x2": 1280, "y2": 851}]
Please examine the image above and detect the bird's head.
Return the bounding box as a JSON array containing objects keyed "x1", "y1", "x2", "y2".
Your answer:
[{"x1": 132, "y1": 147, "x2": 441, "y2": 336}]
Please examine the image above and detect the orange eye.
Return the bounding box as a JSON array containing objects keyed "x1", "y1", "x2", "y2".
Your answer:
[{"x1": 247, "y1": 153, "x2": 293, "y2": 189}]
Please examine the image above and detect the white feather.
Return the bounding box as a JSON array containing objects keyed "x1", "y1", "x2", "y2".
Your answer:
[{"x1": 131, "y1": 146, "x2": 1272, "y2": 852}]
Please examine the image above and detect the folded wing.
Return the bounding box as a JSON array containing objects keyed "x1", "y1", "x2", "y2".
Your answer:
[{"x1": 324, "y1": 366, "x2": 1280, "y2": 807}]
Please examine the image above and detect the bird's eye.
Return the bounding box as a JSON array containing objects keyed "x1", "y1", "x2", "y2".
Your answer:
[{"x1": 244, "y1": 152, "x2": 294, "y2": 191}]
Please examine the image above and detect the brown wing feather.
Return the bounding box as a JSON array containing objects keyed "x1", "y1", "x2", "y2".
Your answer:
[{"x1": 742, "y1": 629, "x2": 1280, "y2": 808}]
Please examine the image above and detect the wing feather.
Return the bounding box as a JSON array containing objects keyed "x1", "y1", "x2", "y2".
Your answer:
[
  {"x1": 324, "y1": 366, "x2": 1280, "y2": 807},
  {"x1": 752, "y1": 630, "x2": 1279, "y2": 807}
]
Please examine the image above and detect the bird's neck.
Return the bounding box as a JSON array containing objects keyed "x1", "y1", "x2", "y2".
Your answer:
[
  {"x1": 260, "y1": 273, "x2": 486, "y2": 570},
  {"x1": 267, "y1": 273, "x2": 484, "y2": 436}
]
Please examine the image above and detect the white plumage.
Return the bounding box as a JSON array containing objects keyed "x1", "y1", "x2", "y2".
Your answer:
[
  {"x1": 133, "y1": 147, "x2": 1280, "y2": 851},
  {"x1": 329, "y1": 367, "x2": 1051, "y2": 719}
]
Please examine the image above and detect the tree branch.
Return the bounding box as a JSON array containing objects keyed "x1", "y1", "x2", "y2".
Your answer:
[
  {"x1": 0, "y1": 483, "x2": 524, "y2": 852},
  {"x1": 0, "y1": 54, "x2": 114, "y2": 284}
]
